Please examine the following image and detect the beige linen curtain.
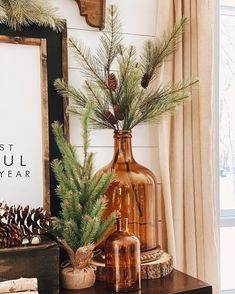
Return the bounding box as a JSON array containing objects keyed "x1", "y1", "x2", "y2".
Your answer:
[{"x1": 157, "y1": 0, "x2": 219, "y2": 293}]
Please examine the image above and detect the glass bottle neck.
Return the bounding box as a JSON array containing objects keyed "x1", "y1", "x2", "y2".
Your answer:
[
  {"x1": 112, "y1": 130, "x2": 134, "y2": 163},
  {"x1": 117, "y1": 217, "x2": 128, "y2": 232}
]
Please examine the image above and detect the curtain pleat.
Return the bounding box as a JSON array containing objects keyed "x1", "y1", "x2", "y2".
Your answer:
[{"x1": 156, "y1": 1, "x2": 220, "y2": 292}]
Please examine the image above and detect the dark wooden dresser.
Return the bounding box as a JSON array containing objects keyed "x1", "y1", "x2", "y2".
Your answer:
[{"x1": 61, "y1": 269, "x2": 212, "y2": 294}]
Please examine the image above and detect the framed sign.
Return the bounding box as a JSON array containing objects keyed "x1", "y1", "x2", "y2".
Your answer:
[
  {"x1": 0, "y1": 24, "x2": 68, "y2": 215},
  {"x1": 0, "y1": 35, "x2": 50, "y2": 210}
]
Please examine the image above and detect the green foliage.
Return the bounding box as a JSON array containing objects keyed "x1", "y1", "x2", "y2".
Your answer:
[
  {"x1": 0, "y1": 0, "x2": 64, "y2": 31},
  {"x1": 0, "y1": 3, "x2": 7, "y2": 23},
  {"x1": 55, "y1": 5, "x2": 198, "y2": 130},
  {"x1": 140, "y1": 17, "x2": 188, "y2": 84},
  {"x1": 51, "y1": 106, "x2": 117, "y2": 252}
]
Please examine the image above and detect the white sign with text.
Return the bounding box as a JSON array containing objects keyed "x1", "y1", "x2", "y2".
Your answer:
[{"x1": 0, "y1": 42, "x2": 44, "y2": 207}]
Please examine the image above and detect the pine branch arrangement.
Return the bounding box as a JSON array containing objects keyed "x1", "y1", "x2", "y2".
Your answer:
[
  {"x1": 0, "y1": 0, "x2": 64, "y2": 31},
  {"x1": 51, "y1": 106, "x2": 117, "y2": 256},
  {"x1": 55, "y1": 5, "x2": 198, "y2": 130}
]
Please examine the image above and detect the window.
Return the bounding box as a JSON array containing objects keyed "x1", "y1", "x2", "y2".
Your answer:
[{"x1": 220, "y1": 1, "x2": 235, "y2": 292}]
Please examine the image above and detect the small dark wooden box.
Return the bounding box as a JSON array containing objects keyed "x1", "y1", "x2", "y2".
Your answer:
[{"x1": 0, "y1": 236, "x2": 59, "y2": 294}]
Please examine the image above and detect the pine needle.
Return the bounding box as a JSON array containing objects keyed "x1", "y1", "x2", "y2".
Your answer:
[
  {"x1": 69, "y1": 38, "x2": 109, "y2": 91},
  {"x1": 0, "y1": 3, "x2": 7, "y2": 22},
  {"x1": 140, "y1": 17, "x2": 188, "y2": 83},
  {"x1": 0, "y1": 0, "x2": 64, "y2": 31},
  {"x1": 96, "y1": 5, "x2": 122, "y2": 76}
]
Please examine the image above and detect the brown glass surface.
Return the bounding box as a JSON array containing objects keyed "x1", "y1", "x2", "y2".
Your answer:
[
  {"x1": 61, "y1": 269, "x2": 212, "y2": 294},
  {"x1": 105, "y1": 218, "x2": 141, "y2": 292},
  {"x1": 99, "y1": 131, "x2": 158, "y2": 252}
]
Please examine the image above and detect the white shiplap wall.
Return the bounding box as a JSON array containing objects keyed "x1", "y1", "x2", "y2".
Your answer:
[{"x1": 51, "y1": 0, "x2": 161, "y2": 181}]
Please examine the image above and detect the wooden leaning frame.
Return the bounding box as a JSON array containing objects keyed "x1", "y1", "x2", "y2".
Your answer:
[
  {"x1": 0, "y1": 23, "x2": 68, "y2": 215},
  {"x1": 0, "y1": 36, "x2": 50, "y2": 211}
]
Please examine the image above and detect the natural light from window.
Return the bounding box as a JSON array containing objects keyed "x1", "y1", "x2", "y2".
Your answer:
[{"x1": 220, "y1": 0, "x2": 235, "y2": 293}]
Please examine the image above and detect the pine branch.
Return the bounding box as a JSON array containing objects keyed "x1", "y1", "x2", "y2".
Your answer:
[
  {"x1": 140, "y1": 17, "x2": 188, "y2": 86},
  {"x1": 54, "y1": 5, "x2": 197, "y2": 131},
  {"x1": 52, "y1": 121, "x2": 82, "y2": 187},
  {"x1": 94, "y1": 212, "x2": 117, "y2": 244},
  {"x1": 63, "y1": 221, "x2": 80, "y2": 251},
  {"x1": 0, "y1": 0, "x2": 64, "y2": 31},
  {"x1": 51, "y1": 217, "x2": 64, "y2": 237},
  {"x1": 51, "y1": 107, "x2": 116, "y2": 252},
  {"x1": 79, "y1": 216, "x2": 96, "y2": 245},
  {"x1": 116, "y1": 46, "x2": 137, "y2": 101},
  {"x1": 51, "y1": 159, "x2": 75, "y2": 192},
  {"x1": 88, "y1": 172, "x2": 114, "y2": 203},
  {"x1": 84, "y1": 81, "x2": 107, "y2": 109},
  {"x1": 79, "y1": 172, "x2": 104, "y2": 205},
  {"x1": 54, "y1": 79, "x2": 88, "y2": 108},
  {"x1": 0, "y1": 3, "x2": 7, "y2": 22},
  {"x1": 130, "y1": 79, "x2": 198, "y2": 128},
  {"x1": 96, "y1": 5, "x2": 122, "y2": 77},
  {"x1": 67, "y1": 106, "x2": 115, "y2": 130},
  {"x1": 82, "y1": 152, "x2": 94, "y2": 179},
  {"x1": 69, "y1": 38, "x2": 110, "y2": 92},
  {"x1": 81, "y1": 104, "x2": 91, "y2": 167}
]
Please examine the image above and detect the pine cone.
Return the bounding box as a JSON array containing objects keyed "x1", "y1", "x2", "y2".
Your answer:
[
  {"x1": 108, "y1": 73, "x2": 117, "y2": 91},
  {"x1": 0, "y1": 203, "x2": 51, "y2": 236},
  {"x1": 0, "y1": 223, "x2": 23, "y2": 249},
  {"x1": 104, "y1": 110, "x2": 118, "y2": 126},
  {"x1": 0, "y1": 202, "x2": 8, "y2": 222},
  {"x1": 141, "y1": 73, "x2": 150, "y2": 89},
  {"x1": 113, "y1": 105, "x2": 124, "y2": 121}
]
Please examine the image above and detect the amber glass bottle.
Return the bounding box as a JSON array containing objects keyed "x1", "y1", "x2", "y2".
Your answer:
[
  {"x1": 105, "y1": 218, "x2": 141, "y2": 292},
  {"x1": 101, "y1": 130, "x2": 158, "y2": 252}
]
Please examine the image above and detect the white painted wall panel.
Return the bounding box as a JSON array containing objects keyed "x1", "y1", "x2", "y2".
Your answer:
[
  {"x1": 49, "y1": 0, "x2": 157, "y2": 36},
  {"x1": 106, "y1": 0, "x2": 157, "y2": 36}
]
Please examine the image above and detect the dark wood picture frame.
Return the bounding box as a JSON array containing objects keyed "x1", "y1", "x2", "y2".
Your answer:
[
  {"x1": 0, "y1": 35, "x2": 50, "y2": 210},
  {"x1": 0, "y1": 23, "x2": 68, "y2": 216}
]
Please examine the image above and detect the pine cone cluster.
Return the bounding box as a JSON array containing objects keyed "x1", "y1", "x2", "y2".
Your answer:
[
  {"x1": 10, "y1": 206, "x2": 50, "y2": 236},
  {"x1": 0, "y1": 223, "x2": 23, "y2": 249},
  {"x1": 0, "y1": 202, "x2": 51, "y2": 248}
]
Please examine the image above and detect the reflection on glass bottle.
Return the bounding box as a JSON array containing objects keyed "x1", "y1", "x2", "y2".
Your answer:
[
  {"x1": 101, "y1": 130, "x2": 158, "y2": 252},
  {"x1": 105, "y1": 218, "x2": 141, "y2": 292}
]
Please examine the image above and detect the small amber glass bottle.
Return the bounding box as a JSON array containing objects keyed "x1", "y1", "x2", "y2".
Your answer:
[{"x1": 105, "y1": 218, "x2": 141, "y2": 292}]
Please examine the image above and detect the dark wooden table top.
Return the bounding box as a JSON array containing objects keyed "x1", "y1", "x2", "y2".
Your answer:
[{"x1": 62, "y1": 269, "x2": 212, "y2": 294}]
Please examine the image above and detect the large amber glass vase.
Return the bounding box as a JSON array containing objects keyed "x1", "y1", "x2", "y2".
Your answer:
[
  {"x1": 105, "y1": 217, "x2": 141, "y2": 292},
  {"x1": 102, "y1": 130, "x2": 158, "y2": 252}
]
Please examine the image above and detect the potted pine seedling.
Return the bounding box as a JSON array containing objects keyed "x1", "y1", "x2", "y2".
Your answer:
[{"x1": 51, "y1": 106, "x2": 117, "y2": 290}]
